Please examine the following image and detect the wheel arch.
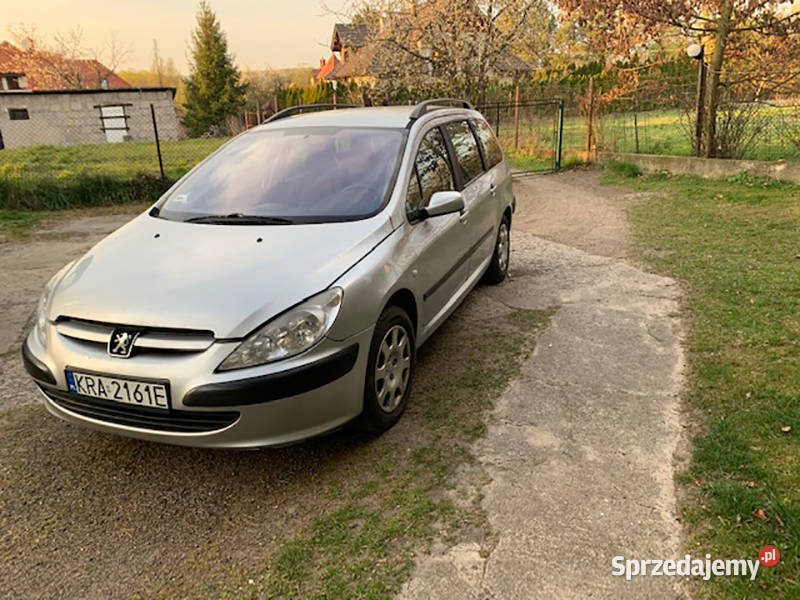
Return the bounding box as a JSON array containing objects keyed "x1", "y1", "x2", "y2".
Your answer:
[{"x1": 383, "y1": 288, "x2": 418, "y2": 339}]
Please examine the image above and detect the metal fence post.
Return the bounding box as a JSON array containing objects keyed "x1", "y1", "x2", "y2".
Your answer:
[
  {"x1": 150, "y1": 103, "x2": 165, "y2": 180},
  {"x1": 556, "y1": 99, "x2": 565, "y2": 171},
  {"x1": 495, "y1": 102, "x2": 501, "y2": 137}
]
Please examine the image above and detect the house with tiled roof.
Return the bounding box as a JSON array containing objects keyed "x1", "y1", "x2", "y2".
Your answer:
[
  {"x1": 0, "y1": 41, "x2": 132, "y2": 91},
  {"x1": 315, "y1": 3, "x2": 530, "y2": 88},
  {"x1": 315, "y1": 23, "x2": 372, "y2": 83},
  {"x1": 0, "y1": 40, "x2": 179, "y2": 150}
]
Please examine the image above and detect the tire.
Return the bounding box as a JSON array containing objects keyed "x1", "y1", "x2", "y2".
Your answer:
[
  {"x1": 355, "y1": 305, "x2": 415, "y2": 433},
  {"x1": 483, "y1": 214, "x2": 511, "y2": 284}
]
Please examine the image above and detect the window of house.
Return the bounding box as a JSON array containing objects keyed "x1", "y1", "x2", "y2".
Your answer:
[
  {"x1": 472, "y1": 118, "x2": 504, "y2": 169},
  {"x1": 5, "y1": 76, "x2": 22, "y2": 90},
  {"x1": 406, "y1": 127, "x2": 454, "y2": 217},
  {"x1": 97, "y1": 104, "x2": 130, "y2": 143},
  {"x1": 444, "y1": 120, "x2": 483, "y2": 184},
  {"x1": 8, "y1": 108, "x2": 29, "y2": 120}
]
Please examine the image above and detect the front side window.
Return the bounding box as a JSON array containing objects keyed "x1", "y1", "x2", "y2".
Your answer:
[
  {"x1": 473, "y1": 118, "x2": 503, "y2": 168},
  {"x1": 444, "y1": 120, "x2": 483, "y2": 183},
  {"x1": 159, "y1": 127, "x2": 406, "y2": 223},
  {"x1": 406, "y1": 127, "x2": 454, "y2": 216}
]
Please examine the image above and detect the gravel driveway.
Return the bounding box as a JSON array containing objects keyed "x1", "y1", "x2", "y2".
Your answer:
[{"x1": 1, "y1": 171, "x2": 686, "y2": 599}]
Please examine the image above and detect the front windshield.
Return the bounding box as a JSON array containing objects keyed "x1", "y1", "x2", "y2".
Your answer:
[{"x1": 158, "y1": 127, "x2": 406, "y2": 223}]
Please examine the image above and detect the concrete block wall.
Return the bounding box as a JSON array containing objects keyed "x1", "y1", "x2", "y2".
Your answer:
[
  {"x1": 599, "y1": 151, "x2": 800, "y2": 185},
  {"x1": 0, "y1": 88, "x2": 179, "y2": 150}
]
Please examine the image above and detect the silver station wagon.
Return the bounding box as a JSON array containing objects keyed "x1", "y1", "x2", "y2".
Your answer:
[{"x1": 22, "y1": 99, "x2": 515, "y2": 448}]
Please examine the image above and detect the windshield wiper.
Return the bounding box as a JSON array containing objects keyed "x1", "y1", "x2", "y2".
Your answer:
[{"x1": 184, "y1": 213, "x2": 295, "y2": 225}]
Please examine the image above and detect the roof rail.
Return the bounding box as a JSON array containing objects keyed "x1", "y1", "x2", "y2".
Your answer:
[
  {"x1": 408, "y1": 98, "x2": 475, "y2": 122},
  {"x1": 263, "y1": 103, "x2": 359, "y2": 124}
]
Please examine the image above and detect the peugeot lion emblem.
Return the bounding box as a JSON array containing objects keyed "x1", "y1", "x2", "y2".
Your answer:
[{"x1": 108, "y1": 329, "x2": 140, "y2": 358}]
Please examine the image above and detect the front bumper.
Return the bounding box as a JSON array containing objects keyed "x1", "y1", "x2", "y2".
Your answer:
[{"x1": 23, "y1": 325, "x2": 372, "y2": 448}]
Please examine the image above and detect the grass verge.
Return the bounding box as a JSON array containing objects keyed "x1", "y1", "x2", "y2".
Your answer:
[
  {"x1": 0, "y1": 138, "x2": 228, "y2": 210},
  {"x1": 607, "y1": 171, "x2": 800, "y2": 597}
]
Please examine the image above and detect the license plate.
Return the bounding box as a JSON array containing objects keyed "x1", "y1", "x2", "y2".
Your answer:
[{"x1": 65, "y1": 369, "x2": 169, "y2": 410}]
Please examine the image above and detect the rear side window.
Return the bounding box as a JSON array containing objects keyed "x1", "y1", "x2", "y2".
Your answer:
[
  {"x1": 473, "y1": 119, "x2": 503, "y2": 168},
  {"x1": 444, "y1": 120, "x2": 483, "y2": 184},
  {"x1": 406, "y1": 127, "x2": 454, "y2": 214}
]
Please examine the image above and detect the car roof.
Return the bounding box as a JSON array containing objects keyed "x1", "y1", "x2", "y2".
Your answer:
[{"x1": 252, "y1": 105, "x2": 477, "y2": 131}]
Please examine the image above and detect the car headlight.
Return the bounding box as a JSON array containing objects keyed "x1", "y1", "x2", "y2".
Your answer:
[
  {"x1": 217, "y1": 288, "x2": 343, "y2": 371},
  {"x1": 34, "y1": 262, "x2": 74, "y2": 348}
]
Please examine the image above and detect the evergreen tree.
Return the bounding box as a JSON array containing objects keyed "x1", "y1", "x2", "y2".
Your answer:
[{"x1": 182, "y1": 1, "x2": 247, "y2": 136}]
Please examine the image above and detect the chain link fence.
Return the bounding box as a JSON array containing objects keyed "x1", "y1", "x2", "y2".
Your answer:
[
  {"x1": 591, "y1": 74, "x2": 800, "y2": 162},
  {"x1": 2, "y1": 83, "x2": 799, "y2": 210},
  {"x1": 476, "y1": 99, "x2": 565, "y2": 172}
]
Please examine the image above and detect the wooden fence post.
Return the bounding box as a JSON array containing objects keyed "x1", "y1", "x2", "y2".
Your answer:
[
  {"x1": 586, "y1": 76, "x2": 595, "y2": 156},
  {"x1": 513, "y1": 85, "x2": 520, "y2": 150}
]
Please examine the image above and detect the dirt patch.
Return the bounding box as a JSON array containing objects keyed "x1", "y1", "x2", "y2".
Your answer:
[
  {"x1": 0, "y1": 209, "x2": 548, "y2": 599},
  {"x1": 512, "y1": 168, "x2": 647, "y2": 258},
  {"x1": 0, "y1": 295, "x2": 548, "y2": 598}
]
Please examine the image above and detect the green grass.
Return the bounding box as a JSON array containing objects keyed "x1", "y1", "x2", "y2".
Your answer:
[
  {"x1": 209, "y1": 308, "x2": 550, "y2": 599},
  {"x1": 501, "y1": 104, "x2": 800, "y2": 162},
  {"x1": 596, "y1": 105, "x2": 800, "y2": 161},
  {"x1": 0, "y1": 210, "x2": 44, "y2": 239},
  {"x1": 0, "y1": 138, "x2": 226, "y2": 210},
  {"x1": 609, "y1": 171, "x2": 800, "y2": 597}
]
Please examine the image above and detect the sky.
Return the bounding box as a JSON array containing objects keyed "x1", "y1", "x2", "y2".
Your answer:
[{"x1": 2, "y1": 0, "x2": 350, "y2": 72}]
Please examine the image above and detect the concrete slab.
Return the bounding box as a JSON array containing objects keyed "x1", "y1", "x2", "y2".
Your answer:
[{"x1": 399, "y1": 173, "x2": 687, "y2": 599}]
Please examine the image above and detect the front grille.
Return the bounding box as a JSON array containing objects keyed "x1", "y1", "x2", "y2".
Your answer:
[
  {"x1": 56, "y1": 318, "x2": 215, "y2": 355},
  {"x1": 41, "y1": 386, "x2": 239, "y2": 433}
]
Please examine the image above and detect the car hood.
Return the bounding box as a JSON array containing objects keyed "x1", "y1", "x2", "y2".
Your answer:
[{"x1": 50, "y1": 212, "x2": 393, "y2": 338}]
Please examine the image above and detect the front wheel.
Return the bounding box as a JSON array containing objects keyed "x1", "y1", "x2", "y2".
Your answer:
[
  {"x1": 355, "y1": 305, "x2": 415, "y2": 433},
  {"x1": 483, "y1": 215, "x2": 510, "y2": 284}
]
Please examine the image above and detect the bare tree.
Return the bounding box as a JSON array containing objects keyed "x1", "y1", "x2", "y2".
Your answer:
[
  {"x1": 330, "y1": 0, "x2": 545, "y2": 102},
  {"x1": 7, "y1": 24, "x2": 130, "y2": 90}
]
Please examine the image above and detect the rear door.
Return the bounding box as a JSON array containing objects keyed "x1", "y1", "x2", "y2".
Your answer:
[
  {"x1": 402, "y1": 126, "x2": 472, "y2": 330},
  {"x1": 442, "y1": 120, "x2": 496, "y2": 278},
  {"x1": 470, "y1": 117, "x2": 511, "y2": 269}
]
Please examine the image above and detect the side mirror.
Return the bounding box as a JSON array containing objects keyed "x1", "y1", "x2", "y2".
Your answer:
[{"x1": 423, "y1": 191, "x2": 465, "y2": 219}]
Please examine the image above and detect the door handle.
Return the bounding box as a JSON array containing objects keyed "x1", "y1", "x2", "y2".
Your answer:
[
  {"x1": 459, "y1": 209, "x2": 470, "y2": 224},
  {"x1": 489, "y1": 183, "x2": 497, "y2": 196}
]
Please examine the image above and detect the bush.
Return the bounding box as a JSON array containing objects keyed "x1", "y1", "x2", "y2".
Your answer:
[
  {"x1": 605, "y1": 159, "x2": 642, "y2": 178},
  {"x1": 0, "y1": 173, "x2": 173, "y2": 211}
]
